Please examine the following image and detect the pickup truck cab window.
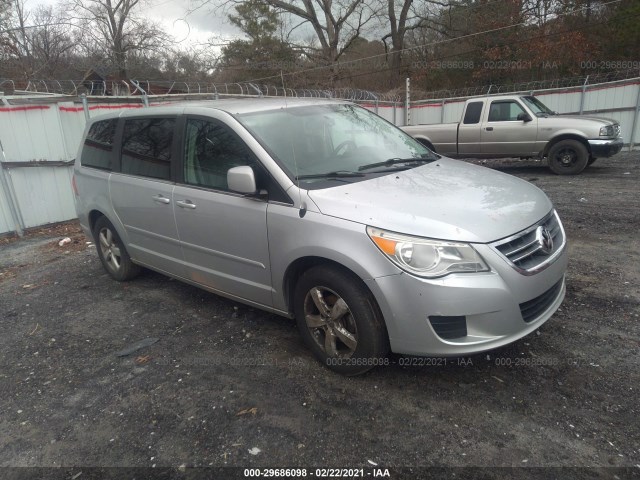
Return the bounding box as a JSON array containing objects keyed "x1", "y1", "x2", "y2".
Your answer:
[
  {"x1": 121, "y1": 117, "x2": 176, "y2": 180},
  {"x1": 463, "y1": 102, "x2": 483, "y2": 124},
  {"x1": 488, "y1": 100, "x2": 526, "y2": 122}
]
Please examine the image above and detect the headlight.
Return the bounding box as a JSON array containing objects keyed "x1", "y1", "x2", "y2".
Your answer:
[
  {"x1": 367, "y1": 226, "x2": 489, "y2": 278},
  {"x1": 599, "y1": 125, "x2": 614, "y2": 137}
]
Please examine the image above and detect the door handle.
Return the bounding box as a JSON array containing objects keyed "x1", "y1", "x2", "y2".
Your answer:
[
  {"x1": 152, "y1": 194, "x2": 170, "y2": 204},
  {"x1": 485, "y1": 127, "x2": 494, "y2": 131},
  {"x1": 176, "y1": 200, "x2": 197, "y2": 209}
]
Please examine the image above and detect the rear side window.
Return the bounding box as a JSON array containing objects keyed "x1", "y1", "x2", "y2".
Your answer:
[
  {"x1": 81, "y1": 119, "x2": 117, "y2": 170},
  {"x1": 121, "y1": 118, "x2": 175, "y2": 180},
  {"x1": 463, "y1": 102, "x2": 483, "y2": 124}
]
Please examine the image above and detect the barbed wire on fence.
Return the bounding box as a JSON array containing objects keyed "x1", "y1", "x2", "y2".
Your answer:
[
  {"x1": 1, "y1": 69, "x2": 638, "y2": 104},
  {"x1": 411, "y1": 69, "x2": 640, "y2": 102},
  {"x1": 0, "y1": 78, "x2": 403, "y2": 103}
]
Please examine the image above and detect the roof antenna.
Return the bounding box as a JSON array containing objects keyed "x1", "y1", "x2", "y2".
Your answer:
[{"x1": 281, "y1": 70, "x2": 306, "y2": 218}]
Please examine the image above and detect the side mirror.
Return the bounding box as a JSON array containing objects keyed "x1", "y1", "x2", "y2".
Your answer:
[
  {"x1": 517, "y1": 112, "x2": 533, "y2": 122},
  {"x1": 227, "y1": 166, "x2": 257, "y2": 194}
]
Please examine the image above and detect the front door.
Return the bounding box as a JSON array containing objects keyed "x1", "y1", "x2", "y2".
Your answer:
[
  {"x1": 481, "y1": 100, "x2": 538, "y2": 156},
  {"x1": 173, "y1": 117, "x2": 272, "y2": 307}
]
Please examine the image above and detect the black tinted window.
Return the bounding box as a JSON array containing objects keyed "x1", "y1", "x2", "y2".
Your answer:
[
  {"x1": 463, "y1": 102, "x2": 483, "y2": 124},
  {"x1": 184, "y1": 119, "x2": 254, "y2": 190},
  {"x1": 121, "y1": 118, "x2": 175, "y2": 180},
  {"x1": 81, "y1": 119, "x2": 117, "y2": 170}
]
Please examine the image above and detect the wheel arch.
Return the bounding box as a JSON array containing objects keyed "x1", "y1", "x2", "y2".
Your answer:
[
  {"x1": 414, "y1": 137, "x2": 436, "y2": 152},
  {"x1": 543, "y1": 134, "x2": 590, "y2": 157},
  {"x1": 88, "y1": 209, "x2": 106, "y2": 232},
  {"x1": 282, "y1": 256, "x2": 381, "y2": 317},
  {"x1": 88, "y1": 209, "x2": 128, "y2": 244}
]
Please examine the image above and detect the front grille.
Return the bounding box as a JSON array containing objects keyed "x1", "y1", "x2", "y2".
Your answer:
[
  {"x1": 492, "y1": 211, "x2": 565, "y2": 274},
  {"x1": 519, "y1": 279, "x2": 563, "y2": 323},
  {"x1": 429, "y1": 316, "x2": 467, "y2": 339}
]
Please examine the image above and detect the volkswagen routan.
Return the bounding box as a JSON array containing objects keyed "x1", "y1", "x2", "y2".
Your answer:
[{"x1": 73, "y1": 99, "x2": 567, "y2": 374}]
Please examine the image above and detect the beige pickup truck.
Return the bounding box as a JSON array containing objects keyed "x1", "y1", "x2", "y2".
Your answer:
[{"x1": 401, "y1": 95, "x2": 623, "y2": 174}]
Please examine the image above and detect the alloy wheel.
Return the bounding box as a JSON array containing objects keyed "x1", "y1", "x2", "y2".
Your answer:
[
  {"x1": 98, "y1": 227, "x2": 122, "y2": 272},
  {"x1": 303, "y1": 286, "x2": 358, "y2": 357}
]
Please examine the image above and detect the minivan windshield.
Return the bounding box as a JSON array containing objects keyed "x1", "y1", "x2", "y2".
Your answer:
[
  {"x1": 237, "y1": 104, "x2": 436, "y2": 184},
  {"x1": 521, "y1": 96, "x2": 555, "y2": 117}
]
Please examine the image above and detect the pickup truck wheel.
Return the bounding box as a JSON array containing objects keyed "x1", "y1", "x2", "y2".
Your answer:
[
  {"x1": 547, "y1": 140, "x2": 589, "y2": 175},
  {"x1": 293, "y1": 265, "x2": 388, "y2": 375},
  {"x1": 93, "y1": 216, "x2": 140, "y2": 281}
]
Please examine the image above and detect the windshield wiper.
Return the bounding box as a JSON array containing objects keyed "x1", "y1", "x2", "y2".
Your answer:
[
  {"x1": 295, "y1": 170, "x2": 365, "y2": 180},
  {"x1": 358, "y1": 157, "x2": 433, "y2": 172}
]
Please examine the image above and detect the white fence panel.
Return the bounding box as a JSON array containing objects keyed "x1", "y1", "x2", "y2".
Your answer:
[
  {"x1": 444, "y1": 100, "x2": 466, "y2": 123},
  {"x1": 0, "y1": 181, "x2": 14, "y2": 234},
  {"x1": 59, "y1": 103, "x2": 89, "y2": 159},
  {"x1": 534, "y1": 91, "x2": 582, "y2": 114},
  {"x1": 411, "y1": 103, "x2": 442, "y2": 125},
  {"x1": 0, "y1": 105, "x2": 68, "y2": 162},
  {"x1": 5, "y1": 166, "x2": 75, "y2": 229}
]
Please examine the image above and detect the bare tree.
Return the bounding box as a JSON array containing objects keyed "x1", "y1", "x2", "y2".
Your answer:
[
  {"x1": 29, "y1": 6, "x2": 76, "y2": 77},
  {"x1": 3, "y1": 0, "x2": 33, "y2": 78},
  {"x1": 277, "y1": 0, "x2": 376, "y2": 65},
  {"x1": 206, "y1": 0, "x2": 378, "y2": 83},
  {"x1": 0, "y1": 1, "x2": 80, "y2": 79},
  {"x1": 68, "y1": 0, "x2": 171, "y2": 79},
  {"x1": 382, "y1": 0, "x2": 417, "y2": 74}
]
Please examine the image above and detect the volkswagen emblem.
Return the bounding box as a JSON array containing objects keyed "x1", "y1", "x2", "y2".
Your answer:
[{"x1": 535, "y1": 226, "x2": 554, "y2": 254}]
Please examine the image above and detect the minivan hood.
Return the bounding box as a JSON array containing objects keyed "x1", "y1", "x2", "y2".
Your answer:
[{"x1": 307, "y1": 158, "x2": 552, "y2": 243}]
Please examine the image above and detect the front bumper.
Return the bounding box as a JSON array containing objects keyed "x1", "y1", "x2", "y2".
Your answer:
[
  {"x1": 365, "y1": 242, "x2": 568, "y2": 356},
  {"x1": 588, "y1": 138, "x2": 624, "y2": 158}
]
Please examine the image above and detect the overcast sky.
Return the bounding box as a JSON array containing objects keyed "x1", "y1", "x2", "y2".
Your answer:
[
  {"x1": 26, "y1": 0, "x2": 245, "y2": 48},
  {"x1": 149, "y1": 0, "x2": 242, "y2": 46}
]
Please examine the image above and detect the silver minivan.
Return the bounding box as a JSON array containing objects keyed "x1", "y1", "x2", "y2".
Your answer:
[{"x1": 73, "y1": 98, "x2": 567, "y2": 374}]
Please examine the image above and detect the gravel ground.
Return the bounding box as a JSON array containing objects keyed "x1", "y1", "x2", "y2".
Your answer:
[{"x1": 0, "y1": 152, "x2": 638, "y2": 479}]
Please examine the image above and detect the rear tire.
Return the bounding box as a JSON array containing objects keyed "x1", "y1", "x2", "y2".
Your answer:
[
  {"x1": 547, "y1": 140, "x2": 589, "y2": 175},
  {"x1": 93, "y1": 216, "x2": 140, "y2": 281},
  {"x1": 293, "y1": 265, "x2": 389, "y2": 375}
]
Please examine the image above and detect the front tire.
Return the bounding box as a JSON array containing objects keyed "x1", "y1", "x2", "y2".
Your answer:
[
  {"x1": 293, "y1": 265, "x2": 389, "y2": 375},
  {"x1": 547, "y1": 140, "x2": 589, "y2": 175},
  {"x1": 93, "y1": 216, "x2": 140, "y2": 281}
]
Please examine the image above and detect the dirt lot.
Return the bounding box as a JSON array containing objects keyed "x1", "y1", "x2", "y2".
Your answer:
[{"x1": 0, "y1": 153, "x2": 639, "y2": 479}]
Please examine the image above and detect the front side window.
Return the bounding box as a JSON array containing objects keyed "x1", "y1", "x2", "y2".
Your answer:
[
  {"x1": 183, "y1": 119, "x2": 255, "y2": 191},
  {"x1": 488, "y1": 101, "x2": 526, "y2": 122},
  {"x1": 121, "y1": 118, "x2": 175, "y2": 180},
  {"x1": 82, "y1": 119, "x2": 117, "y2": 170}
]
